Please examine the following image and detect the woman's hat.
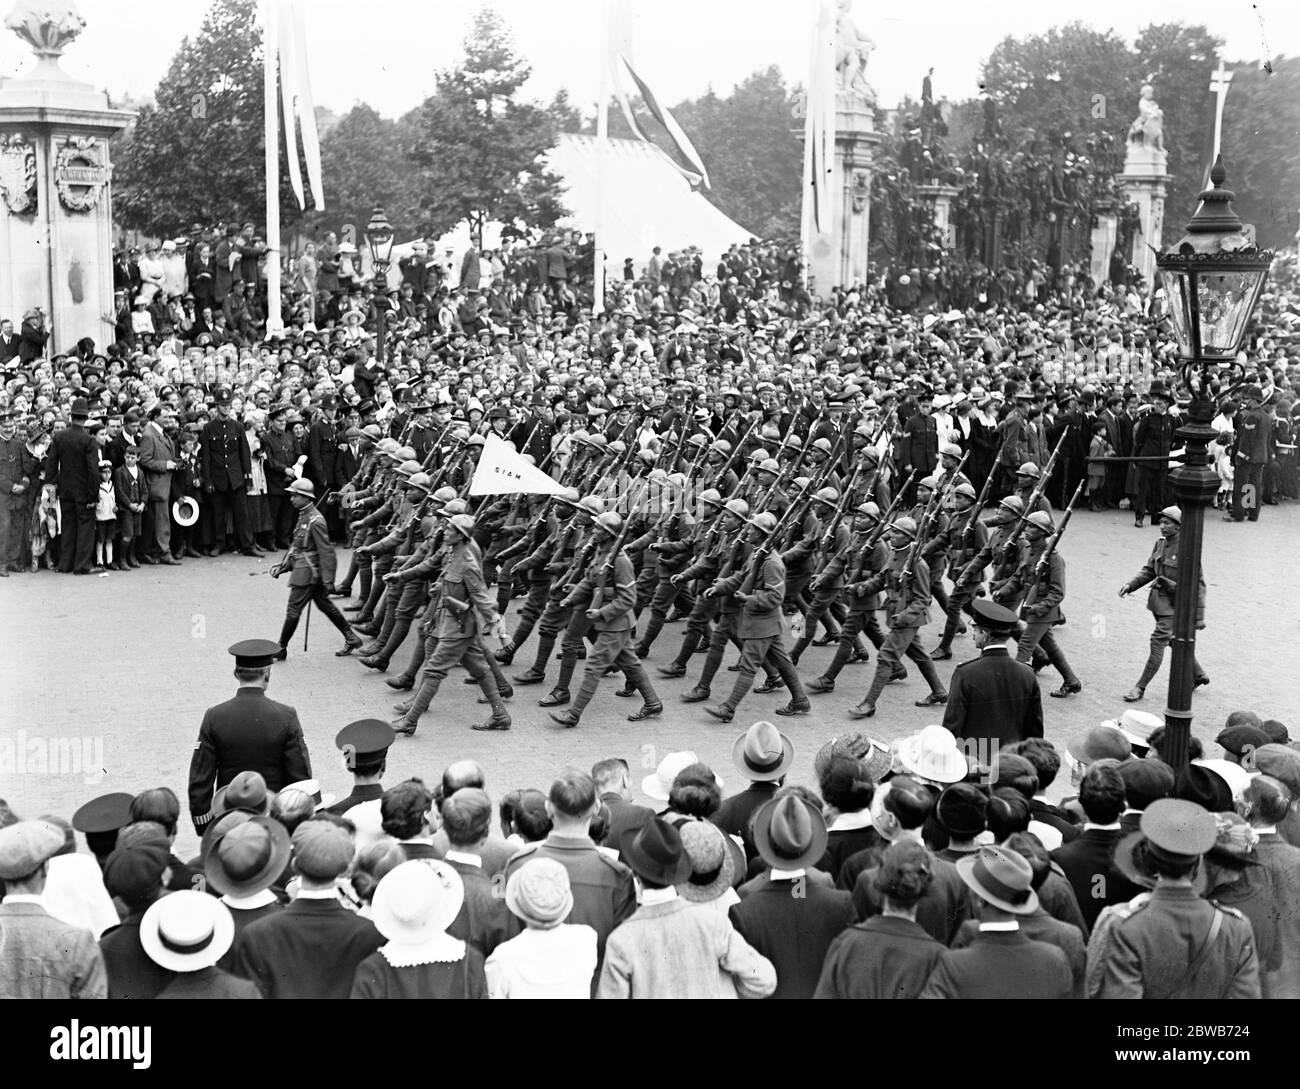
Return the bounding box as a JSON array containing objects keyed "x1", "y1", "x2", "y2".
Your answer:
[
  {"x1": 619, "y1": 818, "x2": 692, "y2": 885},
  {"x1": 731, "y1": 720, "x2": 794, "y2": 782},
  {"x1": 642, "y1": 750, "x2": 722, "y2": 802},
  {"x1": 814, "y1": 733, "x2": 893, "y2": 783},
  {"x1": 211, "y1": 771, "x2": 270, "y2": 817},
  {"x1": 371, "y1": 860, "x2": 465, "y2": 944},
  {"x1": 955, "y1": 846, "x2": 1039, "y2": 914},
  {"x1": 752, "y1": 794, "x2": 828, "y2": 871},
  {"x1": 140, "y1": 890, "x2": 235, "y2": 972},
  {"x1": 203, "y1": 815, "x2": 291, "y2": 898},
  {"x1": 896, "y1": 725, "x2": 967, "y2": 785},
  {"x1": 1192, "y1": 758, "x2": 1254, "y2": 802},
  {"x1": 675, "y1": 820, "x2": 735, "y2": 903},
  {"x1": 504, "y1": 857, "x2": 573, "y2": 930}
]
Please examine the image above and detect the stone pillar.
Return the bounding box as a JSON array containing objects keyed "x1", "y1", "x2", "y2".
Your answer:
[
  {"x1": 0, "y1": 3, "x2": 133, "y2": 355},
  {"x1": 807, "y1": 98, "x2": 883, "y2": 298},
  {"x1": 1089, "y1": 200, "x2": 1118, "y2": 289},
  {"x1": 915, "y1": 183, "x2": 958, "y2": 249},
  {"x1": 1119, "y1": 142, "x2": 1171, "y2": 291}
]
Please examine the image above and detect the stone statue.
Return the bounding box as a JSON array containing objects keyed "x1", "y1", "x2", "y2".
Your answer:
[
  {"x1": 1127, "y1": 84, "x2": 1164, "y2": 151},
  {"x1": 834, "y1": 0, "x2": 876, "y2": 106},
  {"x1": 5, "y1": 1, "x2": 86, "y2": 57}
]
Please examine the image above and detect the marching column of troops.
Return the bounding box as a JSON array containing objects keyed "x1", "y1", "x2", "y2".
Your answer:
[{"x1": 261, "y1": 380, "x2": 1201, "y2": 737}]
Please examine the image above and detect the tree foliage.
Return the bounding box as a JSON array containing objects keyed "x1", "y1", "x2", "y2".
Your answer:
[
  {"x1": 113, "y1": 0, "x2": 307, "y2": 237},
  {"x1": 1222, "y1": 57, "x2": 1300, "y2": 250},
  {"x1": 309, "y1": 104, "x2": 420, "y2": 239},
  {"x1": 402, "y1": 7, "x2": 569, "y2": 241}
]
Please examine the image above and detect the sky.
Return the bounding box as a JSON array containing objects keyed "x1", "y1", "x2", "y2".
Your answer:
[{"x1": 1, "y1": 0, "x2": 1296, "y2": 122}]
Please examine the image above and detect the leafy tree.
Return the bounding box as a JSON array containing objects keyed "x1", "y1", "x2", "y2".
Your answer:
[
  {"x1": 308, "y1": 104, "x2": 420, "y2": 239},
  {"x1": 403, "y1": 7, "x2": 569, "y2": 242},
  {"x1": 1221, "y1": 57, "x2": 1300, "y2": 250},
  {"x1": 112, "y1": 0, "x2": 308, "y2": 237}
]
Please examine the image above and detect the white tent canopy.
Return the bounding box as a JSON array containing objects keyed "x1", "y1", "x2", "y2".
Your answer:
[{"x1": 381, "y1": 133, "x2": 752, "y2": 289}]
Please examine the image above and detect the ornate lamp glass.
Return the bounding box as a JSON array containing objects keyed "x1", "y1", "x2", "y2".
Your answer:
[
  {"x1": 364, "y1": 206, "x2": 395, "y2": 269},
  {"x1": 1156, "y1": 157, "x2": 1272, "y2": 380}
]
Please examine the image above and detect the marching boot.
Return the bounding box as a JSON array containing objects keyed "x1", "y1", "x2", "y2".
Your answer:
[
  {"x1": 553, "y1": 652, "x2": 579, "y2": 695},
  {"x1": 790, "y1": 630, "x2": 813, "y2": 666},
  {"x1": 821, "y1": 642, "x2": 855, "y2": 685},
  {"x1": 696, "y1": 632, "x2": 711, "y2": 654},
  {"x1": 515, "y1": 634, "x2": 556, "y2": 683},
  {"x1": 635, "y1": 612, "x2": 666, "y2": 657},
  {"x1": 371, "y1": 602, "x2": 398, "y2": 652},
  {"x1": 470, "y1": 671, "x2": 511, "y2": 731},
  {"x1": 485, "y1": 652, "x2": 514, "y2": 700},
  {"x1": 394, "y1": 674, "x2": 442, "y2": 735},
  {"x1": 1123, "y1": 685, "x2": 1145, "y2": 702},
  {"x1": 706, "y1": 670, "x2": 753, "y2": 723},
  {"x1": 391, "y1": 638, "x2": 426, "y2": 686},
  {"x1": 915, "y1": 654, "x2": 947, "y2": 702},
  {"x1": 357, "y1": 564, "x2": 372, "y2": 604},
  {"x1": 657, "y1": 631, "x2": 691, "y2": 677},
  {"x1": 494, "y1": 640, "x2": 516, "y2": 665},
  {"x1": 374, "y1": 616, "x2": 414, "y2": 666},
  {"x1": 625, "y1": 665, "x2": 663, "y2": 721},
  {"x1": 275, "y1": 618, "x2": 298, "y2": 661}
]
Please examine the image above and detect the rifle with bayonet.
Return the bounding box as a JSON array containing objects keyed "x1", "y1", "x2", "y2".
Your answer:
[
  {"x1": 1034, "y1": 480, "x2": 1084, "y2": 577},
  {"x1": 994, "y1": 429, "x2": 1069, "y2": 564}
]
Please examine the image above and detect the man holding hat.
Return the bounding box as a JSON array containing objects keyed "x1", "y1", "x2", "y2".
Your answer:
[
  {"x1": 597, "y1": 817, "x2": 776, "y2": 999},
  {"x1": 920, "y1": 846, "x2": 1073, "y2": 999},
  {"x1": 1119, "y1": 504, "x2": 1209, "y2": 702},
  {"x1": 0, "y1": 820, "x2": 107, "y2": 998},
  {"x1": 271, "y1": 478, "x2": 363, "y2": 659},
  {"x1": 187, "y1": 640, "x2": 312, "y2": 835},
  {"x1": 942, "y1": 598, "x2": 1043, "y2": 750},
  {"x1": 1093, "y1": 799, "x2": 1260, "y2": 998},
  {"x1": 44, "y1": 396, "x2": 100, "y2": 573}
]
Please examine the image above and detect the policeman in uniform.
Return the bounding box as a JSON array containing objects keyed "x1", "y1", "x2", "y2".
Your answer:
[
  {"x1": 391, "y1": 513, "x2": 510, "y2": 735},
  {"x1": 993, "y1": 510, "x2": 1082, "y2": 698},
  {"x1": 187, "y1": 640, "x2": 312, "y2": 834},
  {"x1": 1119, "y1": 505, "x2": 1209, "y2": 702},
  {"x1": 1096, "y1": 799, "x2": 1260, "y2": 998},
  {"x1": 1226, "y1": 384, "x2": 1269, "y2": 523},
  {"x1": 848, "y1": 517, "x2": 949, "y2": 719},
  {"x1": 547, "y1": 512, "x2": 662, "y2": 727},
  {"x1": 271, "y1": 478, "x2": 363, "y2": 660},
  {"x1": 200, "y1": 387, "x2": 257, "y2": 556},
  {"x1": 941, "y1": 599, "x2": 1043, "y2": 751},
  {"x1": 702, "y1": 511, "x2": 810, "y2": 723}
]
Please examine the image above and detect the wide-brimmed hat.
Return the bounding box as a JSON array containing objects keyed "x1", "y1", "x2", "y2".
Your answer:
[
  {"x1": 1111, "y1": 709, "x2": 1162, "y2": 751},
  {"x1": 814, "y1": 733, "x2": 892, "y2": 783},
  {"x1": 731, "y1": 720, "x2": 794, "y2": 782},
  {"x1": 896, "y1": 725, "x2": 967, "y2": 785},
  {"x1": 140, "y1": 890, "x2": 235, "y2": 972},
  {"x1": 1192, "y1": 759, "x2": 1254, "y2": 801},
  {"x1": 620, "y1": 818, "x2": 692, "y2": 885},
  {"x1": 504, "y1": 857, "x2": 573, "y2": 930},
  {"x1": 211, "y1": 771, "x2": 270, "y2": 817},
  {"x1": 1067, "y1": 724, "x2": 1132, "y2": 765},
  {"x1": 203, "y1": 815, "x2": 291, "y2": 898},
  {"x1": 675, "y1": 820, "x2": 736, "y2": 902},
  {"x1": 955, "y1": 847, "x2": 1039, "y2": 914},
  {"x1": 642, "y1": 751, "x2": 722, "y2": 802},
  {"x1": 372, "y1": 860, "x2": 465, "y2": 944},
  {"x1": 752, "y1": 795, "x2": 828, "y2": 871}
]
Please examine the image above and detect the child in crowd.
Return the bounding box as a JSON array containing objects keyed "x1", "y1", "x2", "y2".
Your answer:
[
  {"x1": 113, "y1": 446, "x2": 146, "y2": 569},
  {"x1": 94, "y1": 460, "x2": 117, "y2": 569},
  {"x1": 1086, "y1": 419, "x2": 1113, "y2": 511}
]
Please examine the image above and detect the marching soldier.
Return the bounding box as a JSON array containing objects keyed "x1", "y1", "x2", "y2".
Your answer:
[
  {"x1": 494, "y1": 488, "x2": 581, "y2": 664},
  {"x1": 848, "y1": 517, "x2": 949, "y2": 719},
  {"x1": 805, "y1": 501, "x2": 890, "y2": 694},
  {"x1": 931, "y1": 482, "x2": 988, "y2": 660},
  {"x1": 677, "y1": 498, "x2": 751, "y2": 703},
  {"x1": 789, "y1": 487, "x2": 848, "y2": 664},
  {"x1": 911, "y1": 475, "x2": 953, "y2": 615},
  {"x1": 630, "y1": 475, "x2": 696, "y2": 658},
  {"x1": 546, "y1": 512, "x2": 662, "y2": 727},
  {"x1": 271, "y1": 479, "x2": 362, "y2": 660},
  {"x1": 1118, "y1": 505, "x2": 1209, "y2": 702},
  {"x1": 1013, "y1": 462, "x2": 1053, "y2": 515},
  {"x1": 390, "y1": 513, "x2": 511, "y2": 735},
  {"x1": 702, "y1": 511, "x2": 810, "y2": 723},
  {"x1": 657, "y1": 489, "x2": 733, "y2": 679},
  {"x1": 188, "y1": 640, "x2": 311, "y2": 834},
  {"x1": 992, "y1": 510, "x2": 1082, "y2": 698}
]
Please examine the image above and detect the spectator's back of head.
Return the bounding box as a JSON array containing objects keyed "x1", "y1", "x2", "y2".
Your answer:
[
  {"x1": 668, "y1": 764, "x2": 722, "y2": 819},
  {"x1": 130, "y1": 788, "x2": 180, "y2": 838},
  {"x1": 1079, "y1": 762, "x2": 1126, "y2": 824},
  {"x1": 1240, "y1": 775, "x2": 1292, "y2": 827},
  {"x1": 987, "y1": 789, "x2": 1031, "y2": 842},
  {"x1": 882, "y1": 775, "x2": 934, "y2": 831},
  {"x1": 380, "y1": 778, "x2": 433, "y2": 840},
  {"x1": 441, "y1": 760, "x2": 485, "y2": 802},
  {"x1": 548, "y1": 772, "x2": 597, "y2": 821},
  {"x1": 995, "y1": 753, "x2": 1039, "y2": 800},
  {"x1": 591, "y1": 757, "x2": 630, "y2": 796},
  {"x1": 1009, "y1": 738, "x2": 1060, "y2": 791},
  {"x1": 873, "y1": 840, "x2": 933, "y2": 909},
  {"x1": 441, "y1": 788, "x2": 492, "y2": 849},
  {"x1": 270, "y1": 788, "x2": 316, "y2": 835},
  {"x1": 514, "y1": 790, "x2": 552, "y2": 843},
  {"x1": 820, "y1": 755, "x2": 875, "y2": 814}
]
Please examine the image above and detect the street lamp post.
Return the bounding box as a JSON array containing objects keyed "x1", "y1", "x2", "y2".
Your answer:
[
  {"x1": 1154, "y1": 157, "x2": 1273, "y2": 770},
  {"x1": 365, "y1": 206, "x2": 395, "y2": 365}
]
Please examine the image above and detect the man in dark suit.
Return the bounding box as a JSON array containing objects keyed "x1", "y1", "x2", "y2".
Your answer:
[
  {"x1": 187, "y1": 641, "x2": 312, "y2": 835},
  {"x1": 135, "y1": 404, "x2": 180, "y2": 564},
  {"x1": 98, "y1": 837, "x2": 175, "y2": 999},
  {"x1": 439, "y1": 788, "x2": 511, "y2": 956},
  {"x1": 920, "y1": 846, "x2": 1073, "y2": 998},
  {"x1": 45, "y1": 397, "x2": 100, "y2": 574},
  {"x1": 1007, "y1": 739, "x2": 1081, "y2": 845},
  {"x1": 306, "y1": 393, "x2": 342, "y2": 537},
  {"x1": 1049, "y1": 761, "x2": 1144, "y2": 933},
  {"x1": 201, "y1": 388, "x2": 256, "y2": 555},
  {"x1": 942, "y1": 600, "x2": 1043, "y2": 754},
  {"x1": 231, "y1": 817, "x2": 383, "y2": 998},
  {"x1": 592, "y1": 757, "x2": 654, "y2": 856},
  {"x1": 261, "y1": 404, "x2": 298, "y2": 548},
  {"x1": 729, "y1": 795, "x2": 855, "y2": 998}
]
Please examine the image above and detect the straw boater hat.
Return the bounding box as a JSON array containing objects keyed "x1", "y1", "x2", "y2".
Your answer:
[
  {"x1": 140, "y1": 890, "x2": 236, "y2": 972},
  {"x1": 895, "y1": 725, "x2": 967, "y2": 785}
]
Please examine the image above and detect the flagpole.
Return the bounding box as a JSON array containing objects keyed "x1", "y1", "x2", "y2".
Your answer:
[
  {"x1": 799, "y1": 0, "x2": 817, "y2": 294},
  {"x1": 593, "y1": 0, "x2": 609, "y2": 320},
  {"x1": 264, "y1": 0, "x2": 283, "y2": 335}
]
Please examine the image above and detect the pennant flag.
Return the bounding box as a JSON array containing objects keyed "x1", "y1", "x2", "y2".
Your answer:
[
  {"x1": 470, "y1": 434, "x2": 571, "y2": 497},
  {"x1": 274, "y1": 0, "x2": 324, "y2": 211},
  {"x1": 608, "y1": 0, "x2": 710, "y2": 190}
]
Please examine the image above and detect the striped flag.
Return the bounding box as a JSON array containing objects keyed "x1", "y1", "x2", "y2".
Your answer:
[
  {"x1": 275, "y1": 0, "x2": 324, "y2": 210},
  {"x1": 608, "y1": 0, "x2": 711, "y2": 190}
]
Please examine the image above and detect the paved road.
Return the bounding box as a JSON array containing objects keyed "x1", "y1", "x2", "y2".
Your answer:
[{"x1": 2, "y1": 503, "x2": 1296, "y2": 858}]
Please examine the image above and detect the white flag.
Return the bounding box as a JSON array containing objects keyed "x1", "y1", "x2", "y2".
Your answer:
[{"x1": 469, "y1": 434, "x2": 570, "y2": 497}]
